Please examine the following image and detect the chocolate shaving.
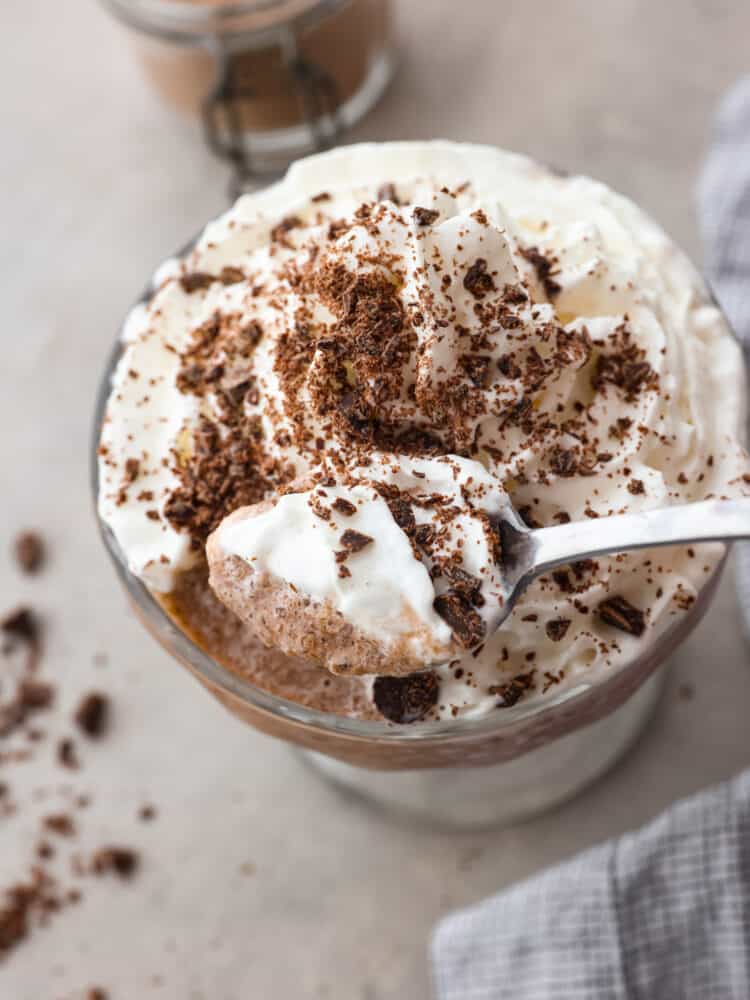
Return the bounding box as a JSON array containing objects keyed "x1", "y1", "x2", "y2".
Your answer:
[
  {"x1": 270, "y1": 215, "x2": 302, "y2": 245},
  {"x1": 43, "y1": 814, "x2": 75, "y2": 837},
  {"x1": 1, "y1": 607, "x2": 40, "y2": 646},
  {"x1": 179, "y1": 272, "x2": 215, "y2": 294},
  {"x1": 520, "y1": 245, "x2": 561, "y2": 298},
  {"x1": 219, "y1": 266, "x2": 245, "y2": 285},
  {"x1": 14, "y1": 532, "x2": 45, "y2": 575},
  {"x1": 413, "y1": 207, "x2": 439, "y2": 226},
  {"x1": 74, "y1": 693, "x2": 109, "y2": 739},
  {"x1": 91, "y1": 847, "x2": 139, "y2": 880},
  {"x1": 332, "y1": 497, "x2": 357, "y2": 517},
  {"x1": 372, "y1": 672, "x2": 439, "y2": 724},
  {"x1": 545, "y1": 618, "x2": 571, "y2": 642},
  {"x1": 598, "y1": 596, "x2": 646, "y2": 636},
  {"x1": 385, "y1": 496, "x2": 416, "y2": 535},
  {"x1": 463, "y1": 258, "x2": 496, "y2": 299},
  {"x1": 593, "y1": 325, "x2": 658, "y2": 402},
  {"x1": 57, "y1": 738, "x2": 79, "y2": 770},
  {"x1": 489, "y1": 671, "x2": 535, "y2": 707},
  {"x1": 0, "y1": 868, "x2": 59, "y2": 958},
  {"x1": 339, "y1": 529, "x2": 373, "y2": 554},
  {"x1": 377, "y1": 183, "x2": 399, "y2": 204},
  {"x1": 549, "y1": 446, "x2": 579, "y2": 478},
  {"x1": 433, "y1": 591, "x2": 485, "y2": 648}
]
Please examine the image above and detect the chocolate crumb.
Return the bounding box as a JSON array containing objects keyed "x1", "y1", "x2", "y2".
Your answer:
[
  {"x1": 43, "y1": 813, "x2": 75, "y2": 837},
  {"x1": 92, "y1": 847, "x2": 139, "y2": 880},
  {"x1": 545, "y1": 618, "x2": 571, "y2": 642},
  {"x1": 433, "y1": 591, "x2": 485, "y2": 648},
  {"x1": 372, "y1": 672, "x2": 439, "y2": 724},
  {"x1": 219, "y1": 266, "x2": 245, "y2": 285},
  {"x1": 413, "y1": 207, "x2": 439, "y2": 226},
  {"x1": 270, "y1": 215, "x2": 301, "y2": 245},
  {"x1": 339, "y1": 529, "x2": 373, "y2": 554},
  {"x1": 376, "y1": 183, "x2": 399, "y2": 204},
  {"x1": 74, "y1": 693, "x2": 109, "y2": 739},
  {"x1": 138, "y1": 805, "x2": 157, "y2": 822},
  {"x1": 179, "y1": 272, "x2": 215, "y2": 294},
  {"x1": 1, "y1": 607, "x2": 40, "y2": 645},
  {"x1": 14, "y1": 532, "x2": 45, "y2": 575},
  {"x1": 520, "y1": 245, "x2": 561, "y2": 298},
  {"x1": 385, "y1": 496, "x2": 416, "y2": 535},
  {"x1": 0, "y1": 868, "x2": 59, "y2": 958},
  {"x1": 463, "y1": 258, "x2": 496, "y2": 299},
  {"x1": 489, "y1": 671, "x2": 535, "y2": 707},
  {"x1": 57, "y1": 738, "x2": 79, "y2": 770},
  {"x1": 332, "y1": 497, "x2": 357, "y2": 517},
  {"x1": 86, "y1": 989, "x2": 108, "y2": 1000},
  {"x1": 597, "y1": 595, "x2": 646, "y2": 637},
  {"x1": 628, "y1": 479, "x2": 646, "y2": 495}
]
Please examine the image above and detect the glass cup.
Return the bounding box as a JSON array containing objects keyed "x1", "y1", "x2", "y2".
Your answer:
[
  {"x1": 92, "y1": 240, "x2": 731, "y2": 830},
  {"x1": 100, "y1": 0, "x2": 394, "y2": 188}
]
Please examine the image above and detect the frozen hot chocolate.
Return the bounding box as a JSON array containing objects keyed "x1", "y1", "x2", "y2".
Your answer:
[{"x1": 97, "y1": 142, "x2": 750, "y2": 725}]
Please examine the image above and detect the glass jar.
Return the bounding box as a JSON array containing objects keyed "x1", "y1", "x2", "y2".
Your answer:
[
  {"x1": 91, "y1": 246, "x2": 730, "y2": 828},
  {"x1": 100, "y1": 0, "x2": 394, "y2": 189}
]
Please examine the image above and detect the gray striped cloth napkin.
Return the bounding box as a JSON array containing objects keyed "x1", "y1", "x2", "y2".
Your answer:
[
  {"x1": 698, "y1": 76, "x2": 750, "y2": 638},
  {"x1": 432, "y1": 770, "x2": 750, "y2": 999},
  {"x1": 431, "y1": 79, "x2": 750, "y2": 1000}
]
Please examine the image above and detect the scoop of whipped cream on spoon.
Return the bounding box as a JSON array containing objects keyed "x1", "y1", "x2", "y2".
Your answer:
[
  {"x1": 206, "y1": 454, "x2": 515, "y2": 677},
  {"x1": 207, "y1": 465, "x2": 750, "y2": 677}
]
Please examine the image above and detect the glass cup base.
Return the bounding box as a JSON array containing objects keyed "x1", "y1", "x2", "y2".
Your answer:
[{"x1": 299, "y1": 664, "x2": 667, "y2": 830}]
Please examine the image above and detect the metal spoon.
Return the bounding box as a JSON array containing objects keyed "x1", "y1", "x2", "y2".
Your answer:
[{"x1": 491, "y1": 497, "x2": 750, "y2": 630}]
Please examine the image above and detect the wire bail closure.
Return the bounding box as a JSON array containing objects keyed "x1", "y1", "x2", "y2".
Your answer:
[{"x1": 202, "y1": 27, "x2": 342, "y2": 199}]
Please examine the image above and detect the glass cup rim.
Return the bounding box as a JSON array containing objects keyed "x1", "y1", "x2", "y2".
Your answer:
[
  {"x1": 99, "y1": 0, "x2": 350, "y2": 43},
  {"x1": 91, "y1": 226, "x2": 733, "y2": 747}
]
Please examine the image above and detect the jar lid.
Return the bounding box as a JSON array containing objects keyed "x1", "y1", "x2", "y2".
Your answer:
[{"x1": 102, "y1": 0, "x2": 347, "y2": 43}]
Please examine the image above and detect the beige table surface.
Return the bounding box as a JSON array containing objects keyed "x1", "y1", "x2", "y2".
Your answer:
[{"x1": 2, "y1": 1, "x2": 750, "y2": 997}]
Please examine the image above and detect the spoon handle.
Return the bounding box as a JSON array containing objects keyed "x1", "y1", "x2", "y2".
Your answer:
[{"x1": 529, "y1": 498, "x2": 750, "y2": 576}]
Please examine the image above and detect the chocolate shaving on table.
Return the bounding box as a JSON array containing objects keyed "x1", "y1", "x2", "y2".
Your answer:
[
  {"x1": 43, "y1": 814, "x2": 76, "y2": 837},
  {"x1": 0, "y1": 680, "x2": 54, "y2": 739},
  {"x1": 597, "y1": 595, "x2": 646, "y2": 637},
  {"x1": 0, "y1": 868, "x2": 60, "y2": 958},
  {"x1": 57, "y1": 738, "x2": 79, "y2": 770},
  {"x1": 13, "y1": 532, "x2": 45, "y2": 575},
  {"x1": 1, "y1": 607, "x2": 40, "y2": 646},
  {"x1": 91, "y1": 847, "x2": 139, "y2": 879},
  {"x1": 74, "y1": 693, "x2": 109, "y2": 739},
  {"x1": 372, "y1": 671, "x2": 439, "y2": 724}
]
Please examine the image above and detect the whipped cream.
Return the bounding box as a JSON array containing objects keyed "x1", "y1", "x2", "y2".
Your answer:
[
  {"x1": 214, "y1": 455, "x2": 512, "y2": 666},
  {"x1": 98, "y1": 141, "x2": 750, "y2": 720}
]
